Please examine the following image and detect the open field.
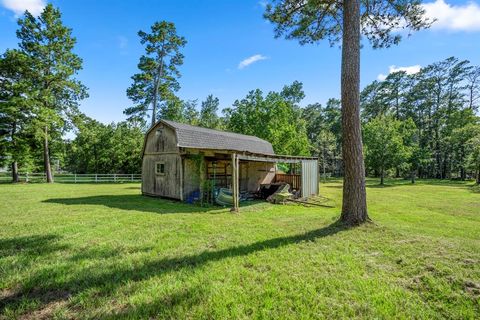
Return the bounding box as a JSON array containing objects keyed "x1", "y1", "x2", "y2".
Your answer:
[{"x1": 0, "y1": 179, "x2": 479, "y2": 319}]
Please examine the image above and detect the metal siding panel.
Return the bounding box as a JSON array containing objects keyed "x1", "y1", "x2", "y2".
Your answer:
[{"x1": 301, "y1": 160, "x2": 319, "y2": 198}]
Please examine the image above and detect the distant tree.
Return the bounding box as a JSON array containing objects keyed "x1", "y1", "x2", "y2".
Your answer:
[
  {"x1": 361, "y1": 80, "x2": 386, "y2": 121},
  {"x1": 66, "y1": 115, "x2": 143, "y2": 174},
  {"x1": 466, "y1": 66, "x2": 480, "y2": 111},
  {"x1": 160, "y1": 97, "x2": 199, "y2": 125},
  {"x1": 225, "y1": 81, "x2": 310, "y2": 156},
  {"x1": 125, "y1": 21, "x2": 186, "y2": 126},
  {"x1": 363, "y1": 116, "x2": 411, "y2": 185},
  {"x1": 467, "y1": 126, "x2": 480, "y2": 185},
  {"x1": 264, "y1": 0, "x2": 431, "y2": 224},
  {"x1": 302, "y1": 102, "x2": 323, "y2": 142},
  {"x1": 183, "y1": 100, "x2": 200, "y2": 125},
  {"x1": 316, "y1": 129, "x2": 336, "y2": 180},
  {"x1": 16, "y1": 4, "x2": 88, "y2": 182},
  {"x1": 0, "y1": 50, "x2": 34, "y2": 182},
  {"x1": 199, "y1": 95, "x2": 221, "y2": 129}
]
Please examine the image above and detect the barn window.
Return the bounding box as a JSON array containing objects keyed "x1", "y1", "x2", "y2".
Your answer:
[
  {"x1": 155, "y1": 128, "x2": 163, "y2": 136},
  {"x1": 155, "y1": 162, "x2": 165, "y2": 175}
]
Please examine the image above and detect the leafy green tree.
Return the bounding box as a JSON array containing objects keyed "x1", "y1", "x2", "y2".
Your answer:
[
  {"x1": 361, "y1": 80, "x2": 386, "y2": 121},
  {"x1": 0, "y1": 50, "x2": 35, "y2": 182},
  {"x1": 224, "y1": 81, "x2": 310, "y2": 156},
  {"x1": 125, "y1": 21, "x2": 186, "y2": 126},
  {"x1": 264, "y1": 0, "x2": 431, "y2": 225},
  {"x1": 16, "y1": 4, "x2": 88, "y2": 182},
  {"x1": 316, "y1": 129, "x2": 336, "y2": 180},
  {"x1": 66, "y1": 115, "x2": 143, "y2": 174},
  {"x1": 183, "y1": 100, "x2": 200, "y2": 125},
  {"x1": 466, "y1": 66, "x2": 480, "y2": 111},
  {"x1": 160, "y1": 97, "x2": 200, "y2": 125},
  {"x1": 467, "y1": 126, "x2": 480, "y2": 184},
  {"x1": 450, "y1": 119, "x2": 480, "y2": 180},
  {"x1": 199, "y1": 95, "x2": 222, "y2": 129},
  {"x1": 363, "y1": 116, "x2": 411, "y2": 185}
]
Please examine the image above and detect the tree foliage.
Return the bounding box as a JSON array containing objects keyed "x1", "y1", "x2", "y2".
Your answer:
[
  {"x1": 15, "y1": 4, "x2": 87, "y2": 182},
  {"x1": 199, "y1": 95, "x2": 222, "y2": 129},
  {"x1": 65, "y1": 115, "x2": 143, "y2": 174},
  {"x1": 224, "y1": 81, "x2": 309, "y2": 156},
  {"x1": 125, "y1": 21, "x2": 186, "y2": 126},
  {"x1": 363, "y1": 115, "x2": 412, "y2": 185}
]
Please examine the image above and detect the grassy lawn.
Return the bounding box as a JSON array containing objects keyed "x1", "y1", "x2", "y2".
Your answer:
[{"x1": 0, "y1": 179, "x2": 479, "y2": 319}]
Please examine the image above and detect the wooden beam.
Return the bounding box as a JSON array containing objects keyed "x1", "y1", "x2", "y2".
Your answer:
[{"x1": 230, "y1": 153, "x2": 239, "y2": 212}]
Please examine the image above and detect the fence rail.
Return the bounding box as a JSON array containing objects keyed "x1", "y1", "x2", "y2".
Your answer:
[{"x1": 0, "y1": 173, "x2": 141, "y2": 183}]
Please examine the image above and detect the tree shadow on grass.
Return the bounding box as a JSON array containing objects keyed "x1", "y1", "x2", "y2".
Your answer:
[
  {"x1": 0, "y1": 221, "x2": 348, "y2": 318},
  {"x1": 43, "y1": 194, "x2": 225, "y2": 214},
  {"x1": 0, "y1": 234, "x2": 66, "y2": 257}
]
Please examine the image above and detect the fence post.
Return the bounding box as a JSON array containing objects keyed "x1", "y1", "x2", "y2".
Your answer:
[
  {"x1": 114, "y1": 173, "x2": 116, "y2": 182},
  {"x1": 131, "y1": 173, "x2": 133, "y2": 181},
  {"x1": 74, "y1": 173, "x2": 77, "y2": 183},
  {"x1": 26, "y1": 172, "x2": 29, "y2": 183},
  {"x1": 95, "y1": 174, "x2": 98, "y2": 183}
]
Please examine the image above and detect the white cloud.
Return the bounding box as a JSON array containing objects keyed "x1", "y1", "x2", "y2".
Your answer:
[
  {"x1": 238, "y1": 54, "x2": 268, "y2": 69},
  {"x1": 377, "y1": 65, "x2": 421, "y2": 81},
  {"x1": 117, "y1": 36, "x2": 128, "y2": 49},
  {"x1": 1, "y1": 0, "x2": 45, "y2": 16},
  {"x1": 422, "y1": 0, "x2": 480, "y2": 32}
]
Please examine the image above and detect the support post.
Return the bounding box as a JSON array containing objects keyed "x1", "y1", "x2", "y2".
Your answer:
[
  {"x1": 231, "y1": 153, "x2": 239, "y2": 212},
  {"x1": 74, "y1": 173, "x2": 77, "y2": 183}
]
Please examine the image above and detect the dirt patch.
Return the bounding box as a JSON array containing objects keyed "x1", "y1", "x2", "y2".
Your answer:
[
  {"x1": 19, "y1": 299, "x2": 69, "y2": 320},
  {"x1": 1, "y1": 288, "x2": 71, "y2": 319},
  {"x1": 464, "y1": 281, "x2": 480, "y2": 296}
]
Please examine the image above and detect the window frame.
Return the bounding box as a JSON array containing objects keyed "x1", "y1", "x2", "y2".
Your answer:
[{"x1": 155, "y1": 161, "x2": 165, "y2": 176}]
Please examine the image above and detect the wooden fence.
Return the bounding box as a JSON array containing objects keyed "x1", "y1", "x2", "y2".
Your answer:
[
  {"x1": 0, "y1": 173, "x2": 141, "y2": 183},
  {"x1": 274, "y1": 173, "x2": 301, "y2": 190}
]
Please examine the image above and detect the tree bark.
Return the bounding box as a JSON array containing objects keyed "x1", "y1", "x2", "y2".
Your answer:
[
  {"x1": 380, "y1": 167, "x2": 384, "y2": 186},
  {"x1": 477, "y1": 164, "x2": 480, "y2": 185},
  {"x1": 340, "y1": 0, "x2": 368, "y2": 225},
  {"x1": 43, "y1": 125, "x2": 54, "y2": 183},
  {"x1": 411, "y1": 169, "x2": 415, "y2": 184},
  {"x1": 11, "y1": 161, "x2": 19, "y2": 183},
  {"x1": 151, "y1": 53, "x2": 165, "y2": 127}
]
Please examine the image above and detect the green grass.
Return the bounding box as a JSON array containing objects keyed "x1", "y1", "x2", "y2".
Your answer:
[{"x1": 0, "y1": 179, "x2": 479, "y2": 319}]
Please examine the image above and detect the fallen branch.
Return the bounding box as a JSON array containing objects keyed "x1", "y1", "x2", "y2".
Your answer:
[{"x1": 285, "y1": 198, "x2": 335, "y2": 208}]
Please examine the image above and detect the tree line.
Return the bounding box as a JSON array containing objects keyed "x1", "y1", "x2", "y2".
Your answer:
[
  {"x1": 304, "y1": 57, "x2": 480, "y2": 185},
  {"x1": 1, "y1": 4, "x2": 479, "y2": 187}
]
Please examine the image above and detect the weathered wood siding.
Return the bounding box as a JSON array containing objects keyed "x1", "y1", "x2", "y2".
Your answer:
[
  {"x1": 240, "y1": 161, "x2": 275, "y2": 192},
  {"x1": 183, "y1": 156, "x2": 202, "y2": 200},
  {"x1": 144, "y1": 123, "x2": 178, "y2": 153},
  {"x1": 142, "y1": 154, "x2": 182, "y2": 199},
  {"x1": 142, "y1": 123, "x2": 182, "y2": 199}
]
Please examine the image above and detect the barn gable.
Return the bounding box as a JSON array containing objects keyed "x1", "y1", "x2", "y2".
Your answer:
[{"x1": 146, "y1": 120, "x2": 275, "y2": 155}]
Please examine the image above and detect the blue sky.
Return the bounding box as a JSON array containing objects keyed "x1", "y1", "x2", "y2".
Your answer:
[{"x1": 1, "y1": 0, "x2": 480, "y2": 124}]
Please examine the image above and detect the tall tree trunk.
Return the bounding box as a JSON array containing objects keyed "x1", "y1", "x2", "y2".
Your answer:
[
  {"x1": 151, "y1": 55, "x2": 165, "y2": 127},
  {"x1": 411, "y1": 169, "x2": 415, "y2": 184},
  {"x1": 11, "y1": 161, "x2": 19, "y2": 183},
  {"x1": 477, "y1": 164, "x2": 480, "y2": 185},
  {"x1": 340, "y1": 0, "x2": 368, "y2": 225},
  {"x1": 380, "y1": 167, "x2": 384, "y2": 186},
  {"x1": 43, "y1": 125, "x2": 53, "y2": 183},
  {"x1": 10, "y1": 122, "x2": 19, "y2": 183}
]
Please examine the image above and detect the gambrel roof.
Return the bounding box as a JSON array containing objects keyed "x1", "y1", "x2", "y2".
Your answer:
[{"x1": 154, "y1": 119, "x2": 275, "y2": 155}]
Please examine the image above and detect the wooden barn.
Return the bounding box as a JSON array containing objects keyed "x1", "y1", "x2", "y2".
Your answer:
[{"x1": 141, "y1": 119, "x2": 319, "y2": 211}]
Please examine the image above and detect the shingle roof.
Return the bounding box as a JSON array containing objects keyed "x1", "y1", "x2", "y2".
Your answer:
[{"x1": 161, "y1": 120, "x2": 275, "y2": 155}]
